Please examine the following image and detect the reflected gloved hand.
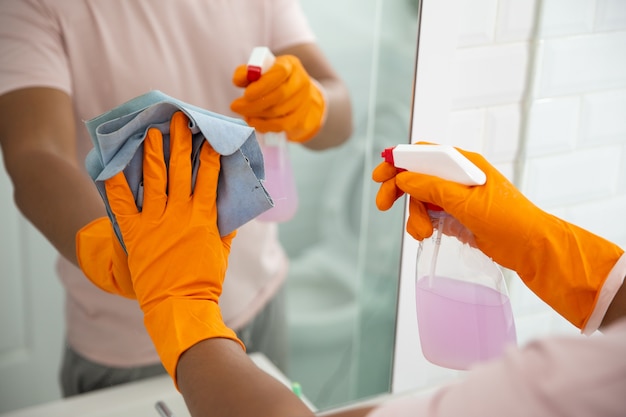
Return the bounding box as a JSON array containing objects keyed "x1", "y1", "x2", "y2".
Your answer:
[
  {"x1": 373, "y1": 144, "x2": 624, "y2": 331},
  {"x1": 230, "y1": 54, "x2": 326, "y2": 143},
  {"x1": 76, "y1": 217, "x2": 135, "y2": 298},
  {"x1": 104, "y1": 111, "x2": 243, "y2": 385}
]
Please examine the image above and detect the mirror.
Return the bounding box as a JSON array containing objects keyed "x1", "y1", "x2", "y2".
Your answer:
[
  {"x1": 280, "y1": 0, "x2": 420, "y2": 411},
  {"x1": 0, "y1": 0, "x2": 420, "y2": 414}
]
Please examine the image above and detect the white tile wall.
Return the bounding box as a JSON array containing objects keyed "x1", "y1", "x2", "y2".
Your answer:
[
  {"x1": 539, "y1": 0, "x2": 596, "y2": 38},
  {"x1": 595, "y1": 0, "x2": 626, "y2": 31},
  {"x1": 457, "y1": 0, "x2": 498, "y2": 47},
  {"x1": 444, "y1": 0, "x2": 626, "y2": 236},
  {"x1": 484, "y1": 104, "x2": 521, "y2": 163},
  {"x1": 496, "y1": 0, "x2": 538, "y2": 42},
  {"x1": 524, "y1": 146, "x2": 621, "y2": 206},
  {"x1": 580, "y1": 88, "x2": 626, "y2": 145},
  {"x1": 619, "y1": 141, "x2": 626, "y2": 194},
  {"x1": 451, "y1": 43, "x2": 529, "y2": 109},
  {"x1": 445, "y1": 109, "x2": 486, "y2": 150},
  {"x1": 535, "y1": 32, "x2": 626, "y2": 98},
  {"x1": 398, "y1": 0, "x2": 626, "y2": 394},
  {"x1": 526, "y1": 97, "x2": 580, "y2": 156}
]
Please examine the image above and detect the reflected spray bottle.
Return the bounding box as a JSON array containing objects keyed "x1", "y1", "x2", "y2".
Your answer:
[
  {"x1": 382, "y1": 144, "x2": 517, "y2": 370},
  {"x1": 246, "y1": 46, "x2": 299, "y2": 222}
]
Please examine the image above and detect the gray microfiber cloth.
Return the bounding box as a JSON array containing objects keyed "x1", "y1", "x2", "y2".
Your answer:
[{"x1": 84, "y1": 90, "x2": 273, "y2": 250}]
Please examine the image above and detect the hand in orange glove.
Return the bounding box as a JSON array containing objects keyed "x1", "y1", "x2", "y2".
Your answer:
[
  {"x1": 230, "y1": 54, "x2": 326, "y2": 143},
  {"x1": 104, "y1": 111, "x2": 243, "y2": 385},
  {"x1": 76, "y1": 217, "x2": 135, "y2": 298},
  {"x1": 373, "y1": 144, "x2": 624, "y2": 332}
]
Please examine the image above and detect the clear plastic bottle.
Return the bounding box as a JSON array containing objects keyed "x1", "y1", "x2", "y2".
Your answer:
[
  {"x1": 246, "y1": 46, "x2": 299, "y2": 223},
  {"x1": 256, "y1": 131, "x2": 298, "y2": 222},
  {"x1": 415, "y1": 206, "x2": 517, "y2": 370}
]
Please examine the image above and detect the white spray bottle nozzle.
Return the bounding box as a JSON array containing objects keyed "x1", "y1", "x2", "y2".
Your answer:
[
  {"x1": 382, "y1": 144, "x2": 486, "y2": 186},
  {"x1": 247, "y1": 46, "x2": 276, "y2": 82}
]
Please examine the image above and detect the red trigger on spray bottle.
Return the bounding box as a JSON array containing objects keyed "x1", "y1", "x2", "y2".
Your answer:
[{"x1": 246, "y1": 46, "x2": 276, "y2": 82}]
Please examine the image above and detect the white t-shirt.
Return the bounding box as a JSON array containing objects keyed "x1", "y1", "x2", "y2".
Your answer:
[
  {"x1": 0, "y1": 0, "x2": 315, "y2": 367},
  {"x1": 369, "y1": 317, "x2": 626, "y2": 417}
]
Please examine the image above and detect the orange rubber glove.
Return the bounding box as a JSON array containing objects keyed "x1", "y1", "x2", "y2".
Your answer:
[
  {"x1": 76, "y1": 217, "x2": 135, "y2": 298},
  {"x1": 104, "y1": 111, "x2": 243, "y2": 385},
  {"x1": 373, "y1": 144, "x2": 624, "y2": 331},
  {"x1": 230, "y1": 54, "x2": 326, "y2": 143}
]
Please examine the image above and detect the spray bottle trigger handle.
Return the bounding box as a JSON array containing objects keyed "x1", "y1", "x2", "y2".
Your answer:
[
  {"x1": 381, "y1": 148, "x2": 407, "y2": 174},
  {"x1": 381, "y1": 147, "x2": 395, "y2": 165},
  {"x1": 247, "y1": 66, "x2": 262, "y2": 82}
]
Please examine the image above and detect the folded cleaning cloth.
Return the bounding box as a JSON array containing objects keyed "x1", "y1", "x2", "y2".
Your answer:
[{"x1": 84, "y1": 90, "x2": 273, "y2": 249}]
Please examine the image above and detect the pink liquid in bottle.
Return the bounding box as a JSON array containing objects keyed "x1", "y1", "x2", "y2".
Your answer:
[
  {"x1": 256, "y1": 134, "x2": 298, "y2": 222},
  {"x1": 415, "y1": 275, "x2": 517, "y2": 370}
]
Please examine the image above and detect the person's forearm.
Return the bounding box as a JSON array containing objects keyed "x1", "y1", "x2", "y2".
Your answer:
[
  {"x1": 0, "y1": 87, "x2": 106, "y2": 266},
  {"x1": 8, "y1": 151, "x2": 106, "y2": 265},
  {"x1": 601, "y1": 279, "x2": 626, "y2": 330},
  {"x1": 277, "y1": 43, "x2": 354, "y2": 151},
  {"x1": 177, "y1": 338, "x2": 314, "y2": 417},
  {"x1": 303, "y1": 77, "x2": 353, "y2": 151}
]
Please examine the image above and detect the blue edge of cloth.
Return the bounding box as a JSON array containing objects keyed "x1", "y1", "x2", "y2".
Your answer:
[{"x1": 84, "y1": 90, "x2": 273, "y2": 250}]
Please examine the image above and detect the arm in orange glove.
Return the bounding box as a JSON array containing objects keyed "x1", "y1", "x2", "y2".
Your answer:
[
  {"x1": 230, "y1": 44, "x2": 352, "y2": 149},
  {"x1": 103, "y1": 111, "x2": 243, "y2": 382},
  {"x1": 76, "y1": 217, "x2": 134, "y2": 298},
  {"x1": 103, "y1": 111, "x2": 313, "y2": 417},
  {"x1": 373, "y1": 144, "x2": 626, "y2": 334}
]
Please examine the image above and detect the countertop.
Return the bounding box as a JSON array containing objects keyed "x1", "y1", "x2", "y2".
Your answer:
[{"x1": 0, "y1": 353, "x2": 315, "y2": 417}]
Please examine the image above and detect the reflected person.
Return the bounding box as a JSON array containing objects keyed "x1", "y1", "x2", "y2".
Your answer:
[{"x1": 0, "y1": 0, "x2": 352, "y2": 397}]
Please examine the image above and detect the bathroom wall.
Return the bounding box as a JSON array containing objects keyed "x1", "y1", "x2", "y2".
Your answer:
[{"x1": 394, "y1": 0, "x2": 626, "y2": 393}]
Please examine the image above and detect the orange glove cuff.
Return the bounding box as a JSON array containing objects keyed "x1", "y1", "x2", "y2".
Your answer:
[
  {"x1": 143, "y1": 298, "x2": 245, "y2": 388},
  {"x1": 514, "y1": 218, "x2": 624, "y2": 330},
  {"x1": 76, "y1": 217, "x2": 135, "y2": 298},
  {"x1": 584, "y1": 253, "x2": 626, "y2": 334}
]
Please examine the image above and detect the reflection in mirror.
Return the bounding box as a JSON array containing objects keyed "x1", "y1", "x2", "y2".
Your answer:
[
  {"x1": 280, "y1": 0, "x2": 420, "y2": 411},
  {"x1": 0, "y1": 1, "x2": 420, "y2": 414}
]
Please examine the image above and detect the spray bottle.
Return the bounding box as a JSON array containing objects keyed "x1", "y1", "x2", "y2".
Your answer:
[
  {"x1": 382, "y1": 144, "x2": 517, "y2": 370},
  {"x1": 246, "y1": 46, "x2": 298, "y2": 222}
]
